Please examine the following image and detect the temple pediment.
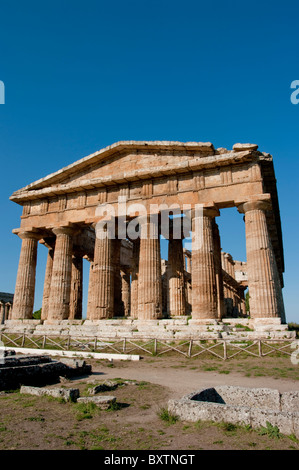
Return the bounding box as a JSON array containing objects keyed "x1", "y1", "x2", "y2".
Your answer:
[{"x1": 10, "y1": 140, "x2": 263, "y2": 203}]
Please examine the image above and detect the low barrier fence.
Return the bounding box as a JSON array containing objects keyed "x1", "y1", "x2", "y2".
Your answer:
[{"x1": 0, "y1": 332, "x2": 298, "y2": 360}]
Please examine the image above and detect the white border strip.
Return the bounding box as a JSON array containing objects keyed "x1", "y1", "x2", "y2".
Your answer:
[{"x1": 4, "y1": 346, "x2": 140, "y2": 361}]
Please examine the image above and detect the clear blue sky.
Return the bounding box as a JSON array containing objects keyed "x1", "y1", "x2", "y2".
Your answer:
[{"x1": 0, "y1": 0, "x2": 298, "y2": 322}]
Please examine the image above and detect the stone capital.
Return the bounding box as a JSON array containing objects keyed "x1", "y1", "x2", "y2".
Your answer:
[
  {"x1": 17, "y1": 231, "x2": 43, "y2": 241},
  {"x1": 191, "y1": 204, "x2": 220, "y2": 219},
  {"x1": 236, "y1": 194, "x2": 272, "y2": 214},
  {"x1": 52, "y1": 226, "x2": 76, "y2": 237}
]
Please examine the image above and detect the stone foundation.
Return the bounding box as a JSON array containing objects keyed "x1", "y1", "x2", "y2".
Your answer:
[
  {"x1": 0, "y1": 353, "x2": 91, "y2": 391},
  {"x1": 0, "y1": 317, "x2": 294, "y2": 341}
]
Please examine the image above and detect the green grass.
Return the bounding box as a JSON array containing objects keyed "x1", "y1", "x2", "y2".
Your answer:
[
  {"x1": 157, "y1": 407, "x2": 179, "y2": 424},
  {"x1": 258, "y1": 421, "x2": 281, "y2": 439},
  {"x1": 74, "y1": 402, "x2": 98, "y2": 421},
  {"x1": 106, "y1": 401, "x2": 122, "y2": 412}
]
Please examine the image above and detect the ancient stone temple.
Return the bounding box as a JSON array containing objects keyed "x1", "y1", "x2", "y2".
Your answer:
[
  {"x1": 5, "y1": 141, "x2": 288, "y2": 338},
  {"x1": 0, "y1": 293, "x2": 13, "y2": 324}
]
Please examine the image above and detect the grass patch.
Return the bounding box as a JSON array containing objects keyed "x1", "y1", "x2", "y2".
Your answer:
[
  {"x1": 74, "y1": 402, "x2": 98, "y2": 421},
  {"x1": 25, "y1": 416, "x2": 45, "y2": 422},
  {"x1": 157, "y1": 407, "x2": 179, "y2": 424},
  {"x1": 107, "y1": 401, "x2": 122, "y2": 412}
]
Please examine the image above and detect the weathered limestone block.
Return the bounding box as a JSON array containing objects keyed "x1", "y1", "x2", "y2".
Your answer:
[
  {"x1": 88, "y1": 381, "x2": 118, "y2": 394},
  {"x1": 250, "y1": 408, "x2": 296, "y2": 436},
  {"x1": 280, "y1": 391, "x2": 299, "y2": 413},
  {"x1": 169, "y1": 386, "x2": 299, "y2": 438},
  {"x1": 233, "y1": 143, "x2": 259, "y2": 151},
  {"x1": 214, "y1": 385, "x2": 281, "y2": 410},
  {"x1": 77, "y1": 395, "x2": 116, "y2": 410},
  {"x1": 20, "y1": 385, "x2": 79, "y2": 401}
]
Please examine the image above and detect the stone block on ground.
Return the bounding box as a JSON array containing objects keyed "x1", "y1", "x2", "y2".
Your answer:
[
  {"x1": 20, "y1": 385, "x2": 79, "y2": 401},
  {"x1": 77, "y1": 395, "x2": 116, "y2": 410},
  {"x1": 168, "y1": 385, "x2": 299, "y2": 437}
]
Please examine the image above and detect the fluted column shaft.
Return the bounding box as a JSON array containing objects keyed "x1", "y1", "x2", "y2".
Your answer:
[
  {"x1": 69, "y1": 255, "x2": 83, "y2": 319},
  {"x1": 41, "y1": 247, "x2": 54, "y2": 320},
  {"x1": 86, "y1": 261, "x2": 95, "y2": 319},
  {"x1": 6, "y1": 303, "x2": 12, "y2": 320},
  {"x1": 11, "y1": 232, "x2": 39, "y2": 319},
  {"x1": 113, "y1": 240, "x2": 122, "y2": 317},
  {"x1": 91, "y1": 230, "x2": 114, "y2": 319},
  {"x1": 239, "y1": 200, "x2": 281, "y2": 319},
  {"x1": 191, "y1": 208, "x2": 219, "y2": 319},
  {"x1": 130, "y1": 238, "x2": 140, "y2": 318},
  {"x1": 138, "y1": 217, "x2": 162, "y2": 320},
  {"x1": 47, "y1": 227, "x2": 74, "y2": 321},
  {"x1": 186, "y1": 254, "x2": 191, "y2": 273},
  {"x1": 0, "y1": 302, "x2": 5, "y2": 324},
  {"x1": 212, "y1": 221, "x2": 225, "y2": 319},
  {"x1": 167, "y1": 238, "x2": 186, "y2": 316},
  {"x1": 121, "y1": 268, "x2": 131, "y2": 316}
]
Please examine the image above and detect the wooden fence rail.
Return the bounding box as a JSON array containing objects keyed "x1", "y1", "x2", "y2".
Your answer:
[{"x1": 0, "y1": 332, "x2": 298, "y2": 360}]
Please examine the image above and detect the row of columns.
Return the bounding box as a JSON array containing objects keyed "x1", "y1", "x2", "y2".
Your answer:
[
  {"x1": 0, "y1": 302, "x2": 12, "y2": 324},
  {"x1": 10, "y1": 199, "x2": 285, "y2": 322},
  {"x1": 221, "y1": 252, "x2": 247, "y2": 317}
]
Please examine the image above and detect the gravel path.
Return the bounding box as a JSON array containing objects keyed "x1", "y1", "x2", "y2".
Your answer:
[{"x1": 92, "y1": 359, "x2": 299, "y2": 399}]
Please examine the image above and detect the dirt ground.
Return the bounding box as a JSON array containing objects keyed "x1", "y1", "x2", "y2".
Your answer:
[{"x1": 0, "y1": 353, "x2": 298, "y2": 451}]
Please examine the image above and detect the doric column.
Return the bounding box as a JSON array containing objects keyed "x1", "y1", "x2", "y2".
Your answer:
[
  {"x1": 185, "y1": 251, "x2": 191, "y2": 273},
  {"x1": 238, "y1": 198, "x2": 282, "y2": 319},
  {"x1": 212, "y1": 221, "x2": 225, "y2": 319},
  {"x1": 11, "y1": 231, "x2": 40, "y2": 320},
  {"x1": 167, "y1": 238, "x2": 186, "y2": 316},
  {"x1": 69, "y1": 255, "x2": 83, "y2": 319},
  {"x1": 41, "y1": 247, "x2": 54, "y2": 320},
  {"x1": 138, "y1": 216, "x2": 162, "y2": 320},
  {"x1": 130, "y1": 238, "x2": 140, "y2": 318},
  {"x1": 89, "y1": 225, "x2": 114, "y2": 319},
  {"x1": 0, "y1": 302, "x2": 5, "y2": 324},
  {"x1": 86, "y1": 260, "x2": 95, "y2": 320},
  {"x1": 191, "y1": 206, "x2": 219, "y2": 320},
  {"x1": 221, "y1": 252, "x2": 234, "y2": 316},
  {"x1": 8, "y1": 303, "x2": 13, "y2": 320},
  {"x1": 47, "y1": 227, "x2": 74, "y2": 321},
  {"x1": 121, "y1": 268, "x2": 131, "y2": 317},
  {"x1": 5, "y1": 303, "x2": 12, "y2": 321},
  {"x1": 113, "y1": 239, "x2": 122, "y2": 317}
]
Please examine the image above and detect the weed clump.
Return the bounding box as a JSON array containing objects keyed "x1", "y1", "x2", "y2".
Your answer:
[{"x1": 157, "y1": 407, "x2": 179, "y2": 424}]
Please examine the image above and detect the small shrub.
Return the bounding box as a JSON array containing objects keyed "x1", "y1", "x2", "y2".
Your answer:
[
  {"x1": 107, "y1": 401, "x2": 122, "y2": 412},
  {"x1": 259, "y1": 421, "x2": 281, "y2": 439},
  {"x1": 157, "y1": 407, "x2": 179, "y2": 424},
  {"x1": 220, "y1": 422, "x2": 237, "y2": 432}
]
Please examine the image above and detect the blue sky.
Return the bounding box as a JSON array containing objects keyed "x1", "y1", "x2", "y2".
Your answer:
[{"x1": 0, "y1": 0, "x2": 298, "y2": 322}]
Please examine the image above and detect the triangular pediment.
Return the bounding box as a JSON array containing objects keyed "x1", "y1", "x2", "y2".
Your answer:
[
  {"x1": 10, "y1": 140, "x2": 265, "y2": 204},
  {"x1": 10, "y1": 141, "x2": 218, "y2": 201}
]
